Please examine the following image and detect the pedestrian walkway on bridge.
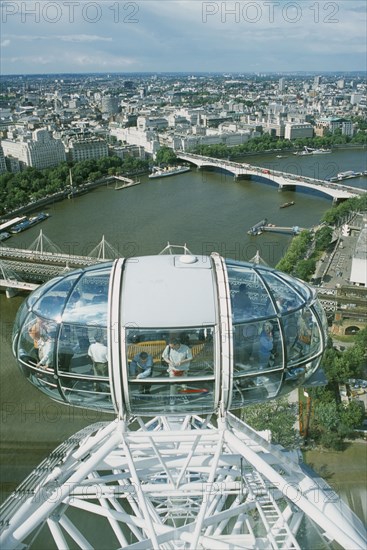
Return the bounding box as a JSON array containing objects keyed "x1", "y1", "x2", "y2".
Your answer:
[{"x1": 0, "y1": 231, "x2": 120, "y2": 296}]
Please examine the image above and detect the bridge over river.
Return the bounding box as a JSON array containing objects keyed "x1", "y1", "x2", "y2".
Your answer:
[
  {"x1": 177, "y1": 152, "x2": 365, "y2": 203},
  {"x1": 0, "y1": 233, "x2": 118, "y2": 295}
]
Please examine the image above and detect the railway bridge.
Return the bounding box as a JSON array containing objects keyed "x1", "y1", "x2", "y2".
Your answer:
[{"x1": 0, "y1": 232, "x2": 118, "y2": 295}]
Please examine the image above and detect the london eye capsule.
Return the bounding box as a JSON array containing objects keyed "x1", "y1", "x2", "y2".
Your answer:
[{"x1": 12, "y1": 252, "x2": 328, "y2": 417}]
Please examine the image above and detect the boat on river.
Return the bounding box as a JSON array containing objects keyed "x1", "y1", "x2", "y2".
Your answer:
[
  {"x1": 294, "y1": 147, "x2": 313, "y2": 156},
  {"x1": 312, "y1": 148, "x2": 331, "y2": 154},
  {"x1": 0, "y1": 216, "x2": 27, "y2": 232},
  {"x1": 280, "y1": 201, "x2": 295, "y2": 209},
  {"x1": 294, "y1": 147, "x2": 331, "y2": 156},
  {"x1": 149, "y1": 165, "x2": 191, "y2": 179},
  {"x1": 336, "y1": 171, "x2": 362, "y2": 180},
  {"x1": 0, "y1": 232, "x2": 11, "y2": 242},
  {"x1": 10, "y1": 212, "x2": 49, "y2": 234}
]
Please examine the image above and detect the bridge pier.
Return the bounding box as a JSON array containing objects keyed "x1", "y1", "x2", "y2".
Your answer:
[{"x1": 5, "y1": 287, "x2": 18, "y2": 298}]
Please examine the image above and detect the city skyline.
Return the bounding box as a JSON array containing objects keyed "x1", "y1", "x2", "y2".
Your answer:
[{"x1": 1, "y1": 1, "x2": 366, "y2": 75}]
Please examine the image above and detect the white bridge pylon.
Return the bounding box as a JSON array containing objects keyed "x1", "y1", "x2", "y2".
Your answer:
[
  {"x1": 88, "y1": 235, "x2": 121, "y2": 260},
  {"x1": 29, "y1": 229, "x2": 63, "y2": 255},
  {"x1": 1, "y1": 413, "x2": 365, "y2": 550}
]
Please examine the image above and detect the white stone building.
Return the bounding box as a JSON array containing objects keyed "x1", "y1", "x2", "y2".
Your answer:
[
  {"x1": 284, "y1": 122, "x2": 314, "y2": 140},
  {"x1": 350, "y1": 226, "x2": 367, "y2": 287},
  {"x1": 1, "y1": 128, "x2": 66, "y2": 169},
  {"x1": 110, "y1": 127, "x2": 160, "y2": 157},
  {"x1": 67, "y1": 136, "x2": 108, "y2": 162},
  {"x1": 0, "y1": 143, "x2": 7, "y2": 174}
]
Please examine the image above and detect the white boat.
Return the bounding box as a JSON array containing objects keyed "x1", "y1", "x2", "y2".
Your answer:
[
  {"x1": 312, "y1": 148, "x2": 331, "y2": 154},
  {"x1": 0, "y1": 231, "x2": 11, "y2": 242},
  {"x1": 293, "y1": 147, "x2": 313, "y2": 156},
  {"x1": 149, "y1": 165, "x2": 191, "y2": 179},
  {"x1": 294, "y1": 146, "x2": 331, "y2": 156},
  {"x1": 337, "y1": 171, "x2": 360, "y2": 180}
]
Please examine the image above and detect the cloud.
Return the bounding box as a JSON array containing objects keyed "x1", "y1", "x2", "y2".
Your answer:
[
  {"x1": 73, "y1": 54, "x2": 136, "y2": 68},
  {"x1": 0, "y1": 0, "x2": 365, "y2": 73},
  {"x1": 58, "y1": 35, "x2": 113, "y2": 43},
  {"x1": 1, "y1": 39, "x2": 11, "y2": 47},
  {"x1": 5, "y1": 34, "x2": 112, "y2": 43},
  {"x1": 3, "y1": 52, "x2": 137, "y2": 72},
  {"x1": 9, "y1": 55, "x2": 55, "y2": 66}
]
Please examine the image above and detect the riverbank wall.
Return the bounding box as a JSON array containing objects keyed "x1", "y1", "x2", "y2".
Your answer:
[{"x1": 0, "y1": 172, "x2": 147, "y2": 221}]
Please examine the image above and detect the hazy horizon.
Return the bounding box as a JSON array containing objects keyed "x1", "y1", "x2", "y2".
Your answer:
[{"x1": 1, "y1": 1, "x2": 366, "y2": 75}]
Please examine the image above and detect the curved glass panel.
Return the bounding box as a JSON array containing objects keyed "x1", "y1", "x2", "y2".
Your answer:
[
  {"x1": 231, "y1": 371, "x2": 283, "y2": 407},
  {"x1": 62, "y1": 267, "x2": 111, "y2": 325},
  {"x1": 303, "y1": 357, "x2": 322, "y2": 381},
  {"x1": 12, "y1": 299, "x2": 30, "y2": 345},
  {"x1": 312, "y1": 299, "x2": 329, "y2": 341},
  {"x1": 13, "y1": 265, "x2": 113, "y2": 413},
  {"x1": 259, "y1": 271, "x2": 304, "y2": 313},
  {"x1": 233, "y1": 319, "x2": 283, "y2": 375},
  {"x1": 278, "y1": 272, "x2": 313, "y2": 301},
  {"x1": 61, "y1": 380, "x2": 114, "y2": 411},
  {"x1": 33, "y1": 273, "x2": 82, "y2": 322},
  {"x1": 286, "y1": 308, "x2": 323, "y2": 367},
  {"x1": 18, "y1": 312, "x2": 58, "y2": 367},
  {"x1": 16, "y1": 311, "x2": 62, "y2": 401},
  {"x1": 26, "y1": 276, "x2": 64, "y2": 308},
  {"x1": 227, "y1": 263, "x2": 275, "y2": 321}
]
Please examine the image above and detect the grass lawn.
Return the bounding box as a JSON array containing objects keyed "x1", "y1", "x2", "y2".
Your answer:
[{"x1": 303, "y1": 440, "x2": 367, "y2": 487}]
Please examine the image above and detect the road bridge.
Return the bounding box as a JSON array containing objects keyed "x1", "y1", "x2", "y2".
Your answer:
[{"x1": 177, "y1": 152, "x2": 365, "y2": 203}]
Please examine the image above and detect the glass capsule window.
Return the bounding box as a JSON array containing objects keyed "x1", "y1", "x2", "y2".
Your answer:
[
  {"x1": 124, "y1": 327, "x2": 216, "y2": 416},
  {"x1": 12, "y1": 255, "x2": 327, "y2": 416},
  {"x1": 226, "y1": 260, "x2": 325, "y2": 408},
  {"x1": 13, "y1": 263, "x2": 114, "y2": 412}
]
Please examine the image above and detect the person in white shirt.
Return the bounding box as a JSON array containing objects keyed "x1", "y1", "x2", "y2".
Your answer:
[
  {"x1": 88, "y1": 334, "x2": 108, "y2": 377},
  {"x1": 162, "y1": 337, "x2": 192, "y2": 377}
]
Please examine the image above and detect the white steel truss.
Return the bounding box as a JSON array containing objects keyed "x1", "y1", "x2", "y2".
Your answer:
[{"x1": 1, "y1": 412, "x2": 366, "y2": 550}]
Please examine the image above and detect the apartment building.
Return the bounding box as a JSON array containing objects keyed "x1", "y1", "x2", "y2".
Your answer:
[{"x1": 67, "y1": 136, "x2": 108, "y2": 162}]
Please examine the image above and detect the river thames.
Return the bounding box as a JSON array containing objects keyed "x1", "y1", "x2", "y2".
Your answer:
[{"x1": 0, "y1": 148, "x2": 366, "y2": 529}]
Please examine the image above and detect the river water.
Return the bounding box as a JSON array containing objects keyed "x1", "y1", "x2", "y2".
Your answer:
[{"x1": 0, "y1": 148, "x2": 366, "y2": 526}]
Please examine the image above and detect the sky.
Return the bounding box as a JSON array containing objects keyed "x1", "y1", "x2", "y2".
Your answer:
[{"x1": 0, "y1": 0, "x2": 366, "y2": 75}]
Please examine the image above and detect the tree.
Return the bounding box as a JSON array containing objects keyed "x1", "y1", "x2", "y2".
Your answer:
[
  {"x1": 294, "y1": 258, "x2": 316, "y2": 281},
  {"x1": 312, "y1": 399, "x2": 364, "y2": 450},
  {"x1": 314, "y1": 226, "x2": 333, "y2": 251},
  {"x1": 321, "y1": 344, "x2": 364, "y2": 384},
  {"x1": 354, "y1": 327, "x2": 367, "y2": 350},
  {"x1": 155, "y1": 147, "x2": 177, "y2": 165},
  {"x1": 275, "y1": 230, "x2": 312, "y2": 274},
  {"x1": 241, "y1": 398, "x2": 300, "y2": 448}
]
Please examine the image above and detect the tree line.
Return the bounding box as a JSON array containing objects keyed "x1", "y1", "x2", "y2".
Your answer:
[
  {"x1": 192, "y1": 130, "x2": 366, "y2": 158},
  {"x1": 308, "y1": 329, "x2": 366, "y2": 450},
  {"x1": 0, "y1": 155, "x2": 149, "y2": 216}
]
